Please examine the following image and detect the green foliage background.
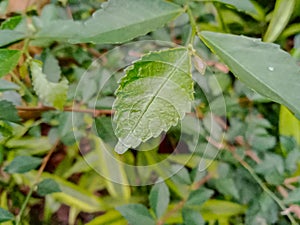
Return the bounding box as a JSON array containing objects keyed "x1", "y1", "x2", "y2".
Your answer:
[{"x1": 0, "y1": 0, "x2": 299, "y2": 224}]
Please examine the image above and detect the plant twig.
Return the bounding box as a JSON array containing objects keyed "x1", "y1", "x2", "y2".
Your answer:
[
  {"x1": 16, "y1": 105, "x2": 114, "y2": 117},
  {"x1": 206, "y1": 137, "x2": 299, "y2": 225},
  {"x1": 156, "y1": 173, "x2": 212, "y2": 225},
  {"x1": 15, "y1": 140, "x2": 60, "y2": 225},
  {"x1": 186, "y1": 5, "x2": 199, "y2": 45},
  {"x1": 191, "y1": 173, "x2": 213, "y2": 190},
  {"x1": 157, "y1": 200, "x2": 185, "y2": 225},
  {"x1": 10, "y1": 72, "x2": 36, "y2": 102}
]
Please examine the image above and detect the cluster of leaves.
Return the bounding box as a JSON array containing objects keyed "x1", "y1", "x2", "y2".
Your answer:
[{"x1": 0, "y1": 0, "x2": 300, "y2": 224}]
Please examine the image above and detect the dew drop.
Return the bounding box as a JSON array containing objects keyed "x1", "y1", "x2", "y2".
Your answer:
[{"x1": 268, "y1": 66, "x2": 274, "y2": 71}]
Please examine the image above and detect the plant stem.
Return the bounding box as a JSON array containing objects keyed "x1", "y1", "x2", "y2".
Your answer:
[
  {"x1": 10, "y1": 72, "x2": 36, "y2": 102},
  {"x1": 186, "y1": 5, "x2": 198, "y2": 45},
  {"x1": 15, "y1": 140, "x2": 59, "y2": 225},
  {"x1": 156, "y1": 174, "x2": 211, "y2": 225},
  {"x1": 157, "y1": 200, "x2": 185, "y2": 225},
  {"x1": 230, "y1": 149, "x2": 299, "y2": 225},
  {"x1": 22, "y1": 38, "x2": 32, "y2": 59},
  {"x1": 206, "y1": 137, "x2": 298, "y2": 224},
  {"x1": 16, "y1": 105, "x2": 114, "y2": 116}
]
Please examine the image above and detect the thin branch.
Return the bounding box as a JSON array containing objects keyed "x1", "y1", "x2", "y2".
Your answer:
[
  {"x1": 206, "y1": 137, "x2": 299, "y2": 225},
  {"x1": 191, "y1": 173, "x2": 213, "y2": 190},
  {"x1": 15, "y1": 140, "x2": 60, "y2": 225},
  {"x1": 10, "y1": 72, "x2": 36, "y2": 102},
  {"x1": 156, "y1": 172, "x2": 212, "y2": 225},
  {"x1": 157, "y1": 200, "x2": 185, "y2": 225},
  {"x1": 186, "y1": 5, "x2": 199, "y2": 45},
  {"x1": 16, "y1": 105, "x2": 114, "y2": 117}
]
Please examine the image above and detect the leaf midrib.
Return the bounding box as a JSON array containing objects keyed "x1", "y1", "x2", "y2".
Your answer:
[
  {"x1": 122, "y1": 50, "x2": 188, "y2": 145},
  {"x1": 74, "y1": 10, "x2": 183, "y2": 43},
  {"x1": 201, "y1": 33, "x2": 296, "y2": 112}
]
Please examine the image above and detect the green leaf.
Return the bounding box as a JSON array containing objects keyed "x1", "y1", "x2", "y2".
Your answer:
[
  {"x1": 279, "y1": 105, "x2": 300, "y2": 144},
  {"x1": 116, "y1": 204, "x2": 155, "y2": 225},
  {"x1": 182, "y1": 207, "x2": 204, "y2": 225},
  {"x1": 23, "y1": 172, "x2": 108, "y2": 213},
  {"x1": 35, "y1": 0, "x2": 183, "y2": 44},
  {"x1": 113, "y1": 47, "x2": 193, "y2": 153},
  {"x1": 0, "y1": 100, "x2": 20, "y2": 123},
  {"x1": 186, "y1": 187, "x2": 214, "y2": 207},
  {"x1": 263, "y1": 0, "x2": 295, "y2": 42},
  {"x1": 255, "y1": 153, "x2": 284, "y2": 176},
  {"x1": 6, "y1": 137, "x2": 52, "y2": 154},
  {"x1": 0, "y1": 30, "x2": 26, "y2": 47},
  {"x1": 0, "y1": 49, "x2": 21, "y2": 78},
  {"x1": 30, "y1": 60, "x2": 68, "y2": 110},
  {"x1": 0, "y1": 207, "x2": 14, "y2": 222},
  {"x1": 196, "y1": 0, "x2": 258, "y2": 15},
  {"x1": 4, "y1": 156, "x2": 42, "y2": 174},
  {"x1": 0, "y1": 121, "x2": 13, "y2": 137},
  {"x1": 245, "y1": 193, "x2": 278, "y2": 225},
  {"x1": 201, "y1": 200, "x2": 246, "y2": 220},
  {"x1": 284, "y1": 188, "x2": 300, "y2": 204},
  {"x1": 0, "y1": 79, "x2": 19, "y2": 91},
  {"x1": 85, "y1": 210, "x2": 125, "y2": 225},
  {"x1": 214, "y1": 178, "x2": 239, "y2": 199},
  {"x1": 0, "y1": 16, "x2": 22, "y2": 30},
  {"x1": 41, "y1": 172, "x2": 106, "y2": 212},
  {"x1": 74, "y1": 0, "x2": 183, "y2": 44},
  {"x1": 37, "y1": 179, "x2": 61, "y2": 196},
  {"x1": 200, "y1": 31, "x2": 300, "y2": 117},
  {"x1": 42, "y1": 50, "x2": 61, "y2": 82},
  {"x1": 94, "y1": 116, "x2": 118, "y2": 147},
  {"x1": 91, "y1": 136, "x2": 131, "y2": 200},
  {"x1": 149, "y1": 181, "x2": 170, "y2": 218}
]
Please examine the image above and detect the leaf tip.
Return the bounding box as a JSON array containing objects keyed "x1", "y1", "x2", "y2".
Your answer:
[{"x1": 115, "y1": 141, "x2": 129, "y2": 154}]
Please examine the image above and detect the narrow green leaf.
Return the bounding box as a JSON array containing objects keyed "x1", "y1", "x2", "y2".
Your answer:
[
  {"x1": 281, "y1": 23, "x2": 300, "y2": 39},
  {"x1": 279, "y1": 105, "x2": 300, "y2": 144},
  {"x1": 116, "y1": 204, "x2": 155, "y2": 225},
  {"x1": 201, "y1": 200, "x2": 246, "y2": 220},
  {"x1": 149, "y1": 181, "x2": 170, "y2": 218},
  {"x1": 40, "y1": 172, "x2": 106, "y2": 212},
  {"x1": 0, "y1": 49, "x2": 21, "y2": 78},
  {"x1": 4, "y1": 156, "x2": 42, "y2": 174},
  {"x1": 0, "y1": 207, "x2": 14, "y2": 222},
  {"x1": 182, "y1": 207, "x2": 204, "y2": 225},
  {"x1": 30, "y1": 60, "x2": 68, "y2": 110},
  {"x1": 6, "y1": 137, "x2": 52, "y2": 154},
  {"x1": 200, "y1": 31, "x2": 300, "y2": 117},
  {"x1": 92, "y1": 137, "x2": 131, "y2": 199},
  {"x1": 186, "y1": 187, "x2": 214, "y2": 207},
  {"x1": 0, "y1": 30, "x2": 26, "y2": 47},
  {"x1": 34, "y1": 0, "x2": 183, "y2": 44},
  {"x1": 113, "y1": 47, "x2": 193, "y2": 153},
  {"x1": 264, "y1": 0, "x2": 295, "y2": 42},
  {"x1": 85, "y1": 210, "x2": 125, "y2": 225},
  {"x1": 0, "y1": 100, "x2": 20, "y2": 123},
  {"x1": 37, "y1": 179, "x2": 61, "y2": 196}
]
